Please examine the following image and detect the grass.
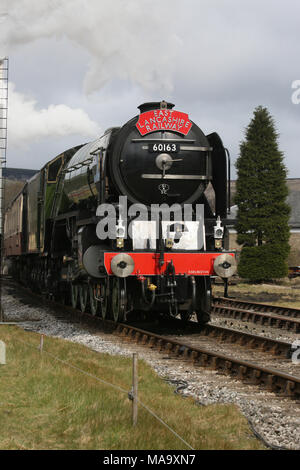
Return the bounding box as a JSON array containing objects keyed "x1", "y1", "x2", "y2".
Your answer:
[
  {"x1": 213, "y1": 277, "x2": 300, "y2": 308},
  {"x1": 0, "y1": 325, "x2": 264, "y2": 450}
]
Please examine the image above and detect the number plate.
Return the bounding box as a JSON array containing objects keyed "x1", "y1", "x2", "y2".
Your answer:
[{"x1": 149, "y1": 142, "x2": 179, "y2": 153}]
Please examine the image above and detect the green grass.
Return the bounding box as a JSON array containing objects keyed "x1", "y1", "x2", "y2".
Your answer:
[
  {"x1": 213, "y1": 279, "x2": 300, "y2": 308},
  {"x1": 0, "y1": 326, "x2": 264, "y2": 450}
]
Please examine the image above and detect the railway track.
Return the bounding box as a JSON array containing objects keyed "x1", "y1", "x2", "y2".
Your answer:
[
  {"x1": 2, "y1": 278, "x2": 300, "y2": 399},
  {"x1": 196, "y1": 323, "x2": 292, "y2": 358},
  {"x1": 212, "y1": 297, "x2": 300, "y2": 332},
  {"x1": 213, "y1": 297, "x2": 300, "y2": 318},
  {"x1": 113, "y1": 322, "x2": 300, "y2": 399}
]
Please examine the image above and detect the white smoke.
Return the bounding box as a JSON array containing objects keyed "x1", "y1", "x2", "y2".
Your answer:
[
  {"x1": 1, "y1": 0, "x2": 181, "y2": 94},
  {"x1": 8, "y1": 83, "x2": 99, "y2": 148}
]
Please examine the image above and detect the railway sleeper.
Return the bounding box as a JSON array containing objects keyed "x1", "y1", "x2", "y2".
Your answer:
[
  {"x1": 148, "y1": 337, "x2": 157, "y2": 348},
  {"x1": 237, "y1": 365, "x2": 248, "y2": 380},
  {"x1": 141, "y1": 334, "x2": 149, "y2": 345},
  {"x1": 165, "y1": 342, "x2": 173, "y2": 354},
  {"x1": 247, "y1": 369, "x2": 262, "y2": 385},
  {"x1": 284, "y1": 380, "x2": 296, "y2": 397},
  {"x1": 210, "y1": 356, "x2": 219, "y2": 369},
  {"x1": 199, "y1": 353, "x2": 209, "y2": 366},
  {"x1": 264, "y1": 374, "x2": 277, "y2": 392},
  {"x1": 137, "y1": 332, "x2": 143, "y2": 343}
]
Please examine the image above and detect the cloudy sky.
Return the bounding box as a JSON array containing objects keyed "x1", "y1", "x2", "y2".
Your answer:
[{"x1": 1, "y1": 0, "x2": 300, "y2": 178}]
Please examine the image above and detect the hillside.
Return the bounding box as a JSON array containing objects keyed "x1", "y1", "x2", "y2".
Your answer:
[
  {"x1": 3, "y1": 167, "x2": 37, "y2": 210},
  {"x1": 3, "y1": 167, "x2": 300, "y2": 215},
  {"x1": 4, "y1": 179, "x2": 25, "y2": 210},
  {"x1": 3, "y1": 167, "x2": 37, "y2": 181}
]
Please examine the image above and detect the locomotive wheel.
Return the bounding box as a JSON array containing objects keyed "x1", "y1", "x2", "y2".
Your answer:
[
  {"x1": 195, "y1": 277, "x2": 211, "y2": 326},
  {"x1": 71, "y1": 283, "x2": 78, "y2": 309},
  {"x1": 101, "y1": 278, "x2": 110, "y2": 319},
  {"x1": 179, "y1": 276, "x2": 196, "y2": 323},
  {"x1": 79, "y1": 285, "x2": 89, "y2": 313},
  {"x1": 111, "y1": 278, "x2": 126, "y2": 322},
  {"x1": 89, "y1": 285, "x2": 100, "y2": 316}
]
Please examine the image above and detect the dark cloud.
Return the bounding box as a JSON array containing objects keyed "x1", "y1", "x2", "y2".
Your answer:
[{"x1": 1, "y1": 0, "x2": 300, "y2": 177}]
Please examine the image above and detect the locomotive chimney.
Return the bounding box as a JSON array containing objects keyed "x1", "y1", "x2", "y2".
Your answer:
[{"x1": 138, "y1": 101, "x2": 175, "y2": 113}]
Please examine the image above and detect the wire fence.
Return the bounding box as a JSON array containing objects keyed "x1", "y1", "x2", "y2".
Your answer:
[{"x1": 4, "y1": 332, "x2": 194, "y2": 450}]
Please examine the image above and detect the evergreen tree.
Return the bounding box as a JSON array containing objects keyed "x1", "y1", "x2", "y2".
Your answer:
[{"x1": 235, "y1": 106, "x2": 290, "y2": 281}]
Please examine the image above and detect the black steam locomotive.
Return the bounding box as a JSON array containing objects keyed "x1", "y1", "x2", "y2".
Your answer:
[{"x1": 4, "y1": 101, "x2": 236, "y2": 324}]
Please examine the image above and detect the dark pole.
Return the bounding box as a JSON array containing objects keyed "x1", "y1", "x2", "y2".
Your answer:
[{"x1": 224, "y1": 278, "x2": 229, "y2": 298}]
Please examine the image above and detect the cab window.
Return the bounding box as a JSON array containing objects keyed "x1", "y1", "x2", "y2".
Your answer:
[{"x1": 48, "y1": 156, "x2": 63, "y2": 183}]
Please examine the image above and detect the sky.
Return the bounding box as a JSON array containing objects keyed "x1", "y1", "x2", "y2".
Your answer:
[{"x1": 1, "y1": 0, "x2": 300, "y2": 179}]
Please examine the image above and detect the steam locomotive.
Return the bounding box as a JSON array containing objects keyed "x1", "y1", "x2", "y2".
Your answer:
[{"x1": 4, "y1": 101, "x2": 236, "y2": 324}]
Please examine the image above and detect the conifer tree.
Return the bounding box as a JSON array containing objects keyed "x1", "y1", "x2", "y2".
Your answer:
[{"x1": 235, "y1": 106, "x2": 290, "y2": 281}]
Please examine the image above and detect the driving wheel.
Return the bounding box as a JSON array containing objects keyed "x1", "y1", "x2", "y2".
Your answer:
[
  {"x1": 111, "y1": 278, "x2": 127, "y2": 322},
  {"x1": 71, "y1": 283, "x2": 78, "y2": 309},
  {"x1": 89, "y1": 285, "x2": 100, "y2": 316}
]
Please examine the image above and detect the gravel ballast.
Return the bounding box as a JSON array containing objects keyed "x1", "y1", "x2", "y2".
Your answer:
[{"x1": 1, "y1": 283, "x2": 300, "y2": 450}]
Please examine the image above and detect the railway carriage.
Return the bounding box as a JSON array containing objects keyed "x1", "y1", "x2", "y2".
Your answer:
[{"x1": 4, "y1": 101, "x2": 236, "y2": 324}]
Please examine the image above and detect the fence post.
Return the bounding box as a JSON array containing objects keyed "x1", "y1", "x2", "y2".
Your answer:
[
  {"x1": 132, "y1": 353, "x2": 138, "y2": 426},
  {"x1": 0, "y1": 340, "x2": 6, "y2": 364},
  {"x1": 39, "y1": 334, "x2": 44, "y2": 353}
]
